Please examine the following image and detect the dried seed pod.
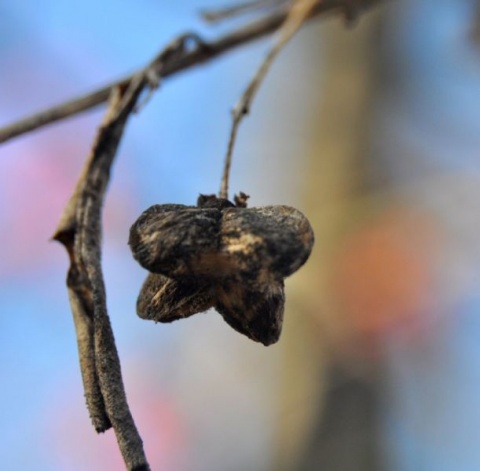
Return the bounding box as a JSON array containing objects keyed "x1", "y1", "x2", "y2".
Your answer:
[
  {"x1": 129, "y1": 194, "x2": 314, "y2": 345},
  {"x1": 220, "y1": 205, "x2": 314, "y2": 281},
  {"x1": 215, "y1": 279, "x2": 285, "y2": 346},
  {"x1": 129, "y1": 204, "x2": 222, "y2": 278},
  {"x1": 137, "y1": 272, "x2": 214, "y2": 322}
]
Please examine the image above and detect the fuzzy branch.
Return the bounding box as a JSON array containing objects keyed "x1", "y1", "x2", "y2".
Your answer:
[
  {"x1": 52, "y1": 35, "x2": 199, "y2": 471},
  {"x1": 52, "y1": 85, "x2": 150, "y2": 471},
  {"x1": 200, "y1": 0, "x2": 290, "y2": 23}
]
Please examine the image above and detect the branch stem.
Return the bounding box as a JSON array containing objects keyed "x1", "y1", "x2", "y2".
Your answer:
[
  {"x1": 219, "y1": 0, "x2": 321, "y2": 198},
  {"x1": 0, "y1": 0, "x2": 380, "y2": 145}
]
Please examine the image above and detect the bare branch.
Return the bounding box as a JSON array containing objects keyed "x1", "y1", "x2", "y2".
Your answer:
[
  {"x1": 52, "y1": 35, "x2": 198, "y2": 470},
  {"x1": 54, "y1": 86, "x2": 150, "y2": 471},
  {"x1": 0, "y1": 0, "x2": 381, "y2": 145}
]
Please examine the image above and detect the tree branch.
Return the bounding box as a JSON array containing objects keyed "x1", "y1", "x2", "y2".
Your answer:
[
  {"x1": 0, "y1": 0, "x2": 381, "y2": 144},
  {"x1": 200, "y1": 0, "x2": 288, "y2": 23},
  {"x1": 52, "y1": 35, "x2": 199, "y2": 470},
  {"x1": 53, "y1": 86, "x2": 150, "y2": 471}
]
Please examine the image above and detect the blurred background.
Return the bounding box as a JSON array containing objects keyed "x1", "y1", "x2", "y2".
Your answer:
[{"x1": 2, "y1": 0, "x2": 480, "y2": 469}]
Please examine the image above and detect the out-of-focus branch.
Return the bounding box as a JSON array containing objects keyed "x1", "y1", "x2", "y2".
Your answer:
[
  {"x1": 200, "y1": 0, "x2": 288, "y2": 23},
  {"x1": 0, "y1": 0, "x2": 381, "y2": 145}
]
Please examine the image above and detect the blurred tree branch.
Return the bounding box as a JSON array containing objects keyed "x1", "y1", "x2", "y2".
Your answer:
[{"x1": 0, "y1": 0, "x2": 381, "y2": 145}]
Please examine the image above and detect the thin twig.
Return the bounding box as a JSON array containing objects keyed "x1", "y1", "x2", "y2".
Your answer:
[
  {"x1": 52, "y1": 35, "x2": 197, "y2": 471},
  {"x1": 0, "y1": 0, "x2": 381, "y2": 145},
  {"x1": 200, "y1": 0, "x2": 288, "y2": 23},
  {"x1": 219, "y1": 0, "x2": 319, "y2": 199}
]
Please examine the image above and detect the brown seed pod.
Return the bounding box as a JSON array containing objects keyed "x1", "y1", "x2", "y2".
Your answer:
[
  {"x1": 220, "y1": 205, "x2": 314, "y2": 281},
  {"x1": 128, "y1": 204, "x2": 222, "y2": 278},
  {"x1": 137, "y1": 272, "x2": 215, "y2": 322},
  {"x1": 129, "y1": 194, "x2": 314, "y2": 346},
  {"x1": 215, "y1": 278, "x2": 285, "y2": 345}
]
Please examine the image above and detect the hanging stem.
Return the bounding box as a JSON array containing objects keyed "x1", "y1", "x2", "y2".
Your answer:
[
  {"x1": 219, "y1": 113, "x2": 242, "y2": 199},
  {"x1": 219, "y1": 0, "x2": 320, "y2": 200}
]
